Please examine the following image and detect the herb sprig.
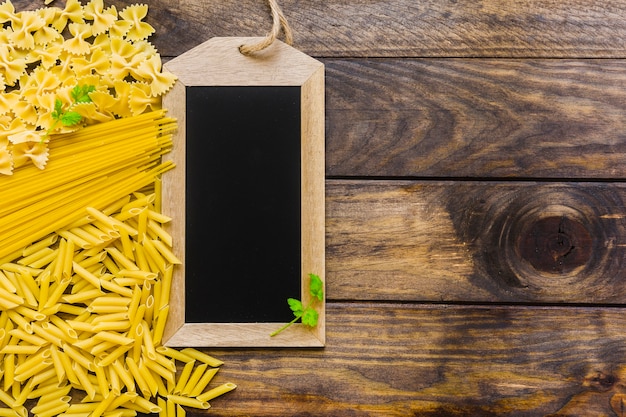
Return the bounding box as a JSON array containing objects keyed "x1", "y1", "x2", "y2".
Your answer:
[
  {"x1": 46, "y1": 85, "x2": 96, "y2": 136},
  {"x1": 270, "y1": 273, "x2": 324, "y2": 337}
]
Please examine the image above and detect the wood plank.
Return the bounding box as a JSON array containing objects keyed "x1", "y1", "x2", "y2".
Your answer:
[
  {"x1": 325, "y1": 58, "x2": 626, "y2": 178},
  {"x1": 193, "y1": 303, "x2": 626, "y2": 416},
  {"x1": 326, "y1": 180, "x2": 626, "y2": 304},
  {"x1": 15, "y1": 0, "x2": 626, "y2": 58}
]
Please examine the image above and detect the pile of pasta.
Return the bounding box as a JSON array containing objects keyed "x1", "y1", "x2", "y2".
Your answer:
[
  {"x1": 0, "y1": 1, "x2": 238, "y2": 416},
  {"x1": 0, "y1": 110, "x2": 236, "y2": 416},
  {"x1": 0, "y1": 0, "x2": 177, "y2": 174},
  {"x1": 0, "y1": 187, "x2": 237, "y2": 416}
]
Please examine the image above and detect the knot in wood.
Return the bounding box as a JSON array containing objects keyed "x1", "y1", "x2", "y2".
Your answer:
[{"x1": 516, "y1": 215, "x2": 592, "y2": 275}]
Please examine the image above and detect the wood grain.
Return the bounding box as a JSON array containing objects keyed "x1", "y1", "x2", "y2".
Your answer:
[
  {"x1": 325, "y1": 58, "x2": 626, "y2": 178},
  {"x1": 15, "y1": 0, "x2": 626, "y2": 58},
  {"x1": 194, "y1": 303, "x2": 626, "y2": 417},
  {"x1": 10, "y1": 0, "x2": 626, "y2": 415},
  {"x1": 326, "y1": 180, "x2": 626, "y2": 304}
]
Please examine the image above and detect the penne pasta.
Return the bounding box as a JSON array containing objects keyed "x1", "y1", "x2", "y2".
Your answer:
[
  {"x1": 30, "y1": 396, "x2": 71, "y2": 415},
  {"x1": 166, "y1": 399, "x2": 176, "y2": 417},
  {"x1": 127, "y1": 396, "x2": 160, "y2": 414},
  {"x1": 0, "y1": 344, "x2": 41, "y2": 355},
  {"x1": 144, "y1": 361, "x2": 176, "y2": 383},
  {"x1": 196, "y1": 382, "x2": 238, "y2": 403},
  {"x1": 0, "y1": 271, "x2": 17, "y2": 294},
  {"x1": 0, "y1": 289, "x2": 24, "y2": 311},
  {"x1": 110, "y1": 359, "x2": 135, "y2": 394},
  {"x1": 13, "y1": 378, "x2": 36, "y2": 407},
  {"x1": 172, "y1": 360, "x2": 195, "y2": 395},
  {"x1": 126, "y1": 356, "x2": 151, "y2": 398},
  {"x1": 94, "y1": 332, "x2": 135, "y2": 347},
  {"x1": 90, "y1": 392, "x2": 116, "y2": 417},
  {"x1": 7, "y1": 329, "x2": 46, "y2": 346},
  {"x1": 28, "y1": 381, "x2": 71, "y2": 401},
  {"x1": 17, "y1": 247, "x2": 55, "y2": 268},
  {"x1": 157, "y1": 397, "x2": 166, "y2": 417},
  {"x1": 72, "y1": 262, "x2": 102, "y2": 290},
  {"x1": 3, "y1": 353, "x2": 15, "y2": 392},
  {"x1": 179, "y1": 348, "x2": 224, "y2": 368},
  {"x1": 180, "y1": 362, "x2": 208, "y2": 396},
  {"x1": 72, "y1": 363, "x2": 96, "y2": 400},
  {"x1": 48, "y1": 345, "x2": 67, "y2": 384},
  {"x1": 165, "y1": 395, "x2": 209, "y2": 410},
  {"x1": 62, "y1": 343, "x2": 95, "y2": 372},
  {"x1": 151, "y1": 305, "x2": 169, "y2": 346},
  {"x1": 135, "y1": 359, "x2": 159, "y2": 397},
  {"x1": 21, "y1": 235, "x2": 58, "y2": 258},
  {"x1": 14, "y1": 357, "x2": 53, "y2": 382},
  {"x1": 154, "y1": 346, "x2": 195, "y2": 363},
  {"x1": 188, "y1": 367, "x2": 220, "y2": 397}
]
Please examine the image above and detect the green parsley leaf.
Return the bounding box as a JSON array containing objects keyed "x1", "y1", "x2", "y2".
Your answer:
[
  {"x1": 287, "y1": 298, "x2": 303, "y2": 317},
  {"x1": 270, "y1": 273, "x2": 324, "y2": 337},
  {"x1": 71, "y1": 84, "x2": 95, "y2": 103},
  {"x1": 309, "y1": 273, "x2": 323, "y2": 301},
  {"x1": 44, "y1": 85, "x2": 96, "y2": 139},
  {"x1": 51, "y1": 99, "x2": 64, "y2": 120},
  {"x1": 301, "y1": 308, "x2": 318, "y2": 327},
  {"x1": 61, "y1": 111, "x2": 83, "y2": 126}
]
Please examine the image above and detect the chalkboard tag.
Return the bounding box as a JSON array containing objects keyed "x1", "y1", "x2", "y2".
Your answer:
[{"x1": 161, "y1": 37, "x2": 325, "y2": 347}]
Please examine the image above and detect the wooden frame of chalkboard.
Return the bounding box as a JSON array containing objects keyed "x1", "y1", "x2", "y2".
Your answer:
[{"x1": 161, "y1": 38, "x2": 325, "y2": 347}]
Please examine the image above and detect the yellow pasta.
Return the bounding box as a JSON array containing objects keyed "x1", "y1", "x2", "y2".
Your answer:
[
  {"x1": 128, "y1": 396, "x2": 160, "y2": 414},
  {"x1": 7, "y1": 329, "x2": 46, "y2": 347},
  {"x1": 141, "y1": 321, "x2": 157, "y2": 360},
  {"x1": 0, "y1": 272, "x2": 16, "y2": 294},
  {"x1": 110, "y1": 359, "x2": 136, "y2": 394},
  {"x1": 180, "y1": 362, "x2": 207, "y2": 396},
  {"x1": 126, "y1": 356, "x2": 151, "y2": 397},
  {"x1": 16, "y1": 247, "x2": 54, "y2": 268},
  {"x1": 179, "y1": 348, "x2": 224, "y2": 368},
  {"x1": 154, "y1": 347, "x2": 194, "y2": 363},
  {"x1": 48, "y1": 346, "x2": 67, "y2": 384},
  {"x1": 94, "y1": 331, "x2": 134, "y2": 347},
  {"x1": 166, "y1": 398, "x2": 176, "y2": 417},
  {"x1": 2, "y1": 353, "x2": 14, "y2": 392},
  {"x1": 188, "y1": 367, "x2": 220, "y2": 398},
  {"x1": 72, "y1": 263, "x2": 103, "y2": 291},
  {"x1": 13, "y1": 378, "x2": 35, "y2": 407},
  {"x1": 165, "y1": 395, "x2": 209, "y2": 410},
  {"x1": 196, "y1": 382, "x2": 238, "y2": 403},
  {"x1": 13, "y1": 358, "x2": 53, "y2": 382},
  {"x1": 138, "y1": 363, "x2": 160, "y2": 398},
  {"x1": 143, "y1": 357, "x2": 175, "y2": 385},
  {"x1": 1, "y1": 85, "x2": 234, "y2": 417},
  {"x1": 72, "y1": 363, "x2": 97, "y2": 400},
  {"x1": 0, "y1": 288, "x2": 23, "y2": 310},
  {"x1": 157, "y1": 397, "x2": 166, "y2": 417},
  {"x1": 62, "y1": 343, "x2": 95, "y2": 372},
  {"x1": 30, "y1": 396, "x2": 70, "y2": 416},
  {"x1": 151, "y1": 305, "x2": 169, "y2": 346}
]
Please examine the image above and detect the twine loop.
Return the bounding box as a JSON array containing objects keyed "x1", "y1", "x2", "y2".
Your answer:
[{"x1": 239, "y1": 0, "x2": 293, "y2": 55}]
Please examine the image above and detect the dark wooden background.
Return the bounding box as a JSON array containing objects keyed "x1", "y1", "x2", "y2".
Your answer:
[{"x1": 16, "y1": 0, "x2": 626, "y2": 415}]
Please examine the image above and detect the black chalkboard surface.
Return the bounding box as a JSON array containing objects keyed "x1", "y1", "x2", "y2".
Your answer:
[{"x1": 184, "y1": 86, "x2": 302, "y2": 323}]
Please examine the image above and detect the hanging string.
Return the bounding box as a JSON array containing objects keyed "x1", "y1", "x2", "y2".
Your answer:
[{"x1": 239, "y1": 0, "x2": 293, "y2": 55}]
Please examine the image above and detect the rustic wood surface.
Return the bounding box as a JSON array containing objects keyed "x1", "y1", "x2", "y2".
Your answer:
[{"x1": 14, "y1": 0, "x2": 626, "y2": 415}]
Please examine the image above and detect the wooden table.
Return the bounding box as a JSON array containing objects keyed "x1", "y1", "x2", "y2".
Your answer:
[{"x1": 17, "y1": 0, "x2": 626, "y2": 415}]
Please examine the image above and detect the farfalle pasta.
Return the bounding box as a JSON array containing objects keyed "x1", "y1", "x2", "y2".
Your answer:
[{"x1": 0, "y1": 0, "x2": 177, "y2": 175}]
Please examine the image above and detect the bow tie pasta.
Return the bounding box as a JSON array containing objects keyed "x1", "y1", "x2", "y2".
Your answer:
[{"x1": 0, "y1": 0, "x2": 177, "y2": 174}]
